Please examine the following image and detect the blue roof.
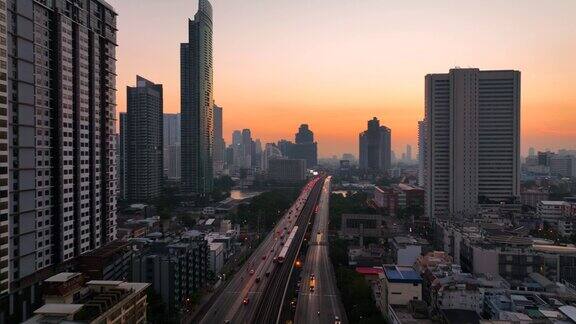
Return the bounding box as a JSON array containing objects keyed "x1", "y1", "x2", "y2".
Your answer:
[{"x1": 384, "y1": 265, "x2": 422, "y2": 284}]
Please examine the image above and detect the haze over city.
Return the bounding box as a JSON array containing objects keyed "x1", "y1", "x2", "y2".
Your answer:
[{"x1": 110, "y1": 0, "x2": 576, "y2": 157}]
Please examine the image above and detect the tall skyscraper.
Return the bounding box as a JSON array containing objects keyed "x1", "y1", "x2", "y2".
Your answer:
[
  {"x1": 418, "y1": 120, "x2": 426, "y2": 186},
  {"x1": 406, "y1": 144, "x2": 412, "y2": 162},
  {"x1": 231, "y1": 130, "x2": 242, "y2": 171},
  {"x1": 241, "y1": 129, "x2": 253, "y2": 169},
  {"x1": 528, "y1": 147, "x2": 536, "y2": 157},
  {"x1": 164, "y1": 113, "x2": 181, "y2": 180},
  {"x1": 119, "y1": 113, "x2": 128, "y2": 200},
  {"x1": 424, "y1": 68, "x2": 520, "y2": 219},
  {"x1": 164, "y1": 113, "x2": 181, "y2": 146},
  {"x1": 291, "y1": 124, "x2": 318, "y2": 168},
  {"x1": 181, "y1": 0, "x2": 214, "y2": 195},
  {"x1": 213, "y1": 104, "x2": 225, "y2": 174},
  {"x1": 359, "y1": 117, "x2": 392, "y2": 172},
  {"x1": 0, "y1": 0, "x2": 8, "y2": 298},
  {"x1": 127, "y1": 76, "x2": 164, "y2": 202},
  {"x1": 3, "y1": 0, "x2": 118, "y2": 321}
]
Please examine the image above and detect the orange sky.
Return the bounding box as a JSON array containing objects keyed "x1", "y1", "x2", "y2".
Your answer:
[{"x1": 109, "y1": 0, "x2": 576, "y2": 158}]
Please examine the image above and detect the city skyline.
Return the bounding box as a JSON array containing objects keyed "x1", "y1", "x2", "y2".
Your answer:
[{"x1": 109, "y1": 0, "x2": 576, "y2": 157}]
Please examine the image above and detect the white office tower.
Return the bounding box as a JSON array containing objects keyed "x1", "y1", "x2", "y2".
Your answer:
[{"x1": 424, "y1": 68, "x2": 520, "y2": 219}]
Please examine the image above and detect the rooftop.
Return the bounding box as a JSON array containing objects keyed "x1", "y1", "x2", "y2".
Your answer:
[
  {"x1": 384, "y1": 265, "x2": 422, "y2": 284},
  {"x1": 45, "y1": 272, "x2": 81, "y2": 283}
]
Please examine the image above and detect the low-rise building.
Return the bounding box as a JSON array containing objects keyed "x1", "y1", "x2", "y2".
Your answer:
[
  {"x1": 341, "y1": 214, "x2": 385, "y2": 239},
  {"x1": 380, "y1": 265, "x2": 423, "y2": 312},
  {"x1": 390, "y1": 236, "x2": 430, "y2": 266},
  {"x1": 537, "y1": 201, "x2": 576, "y2": 236},
  {"x1": 76, "y1": 241, "x2": 134, "y2": 281},
  {"x1": 24, "y1": 273, "x2": 149, "y2": 324},
  {"x1": 132, "y1": 233, "x2": 208, "y2": 312},
  {"x1": 521, "y1": 189, "x2": 549, "y2": 208},
  {"x1": 374, "y1": 184, "x2": 424, "y2": 216}
]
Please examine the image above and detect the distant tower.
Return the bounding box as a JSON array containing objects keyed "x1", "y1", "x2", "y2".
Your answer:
[
  {"x1": 528, "y1": 147, "x2": 536, "y2": 157},
  {"x1": 213, "y1": 104, "x2": 225, "y2": 175},
  {"x1": 181, "y1": 0, "x2": 214, "y2": 195},
  {"x1": 359, "y1": 117, "x2": 392, "y2": 172},
  {"x1": 127, "y1": 76, "x2": 164, "y2": 202},
  {"x1": 292, "y1": 124, "x2": 318, "y2": 168},
  {"x1": 406, "y1": 145, "x2": 412, "y2": 162}
]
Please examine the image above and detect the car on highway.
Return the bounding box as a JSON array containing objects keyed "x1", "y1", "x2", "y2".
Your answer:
[
  {"x1": 309, "y1": 274, "x2": 316, "y2": 292},
  {"x1": 249, "y1": 269, "x2": 255, "y2": 275},
  {"x1": 262, "y1": 255, "x2": 266, "y2": 260},
  {"x1": 334, "y1": 316, "x2": 341, "y2": 324},
  {"x1": 243, "y1": 296, "x2": 249, "y2": 305},
  {"x1": 265, "y1": 271, "x2": 270, "y2": 277},
  {"x1": 255, "y1": 277, "x2": 261, "y2": 283}
]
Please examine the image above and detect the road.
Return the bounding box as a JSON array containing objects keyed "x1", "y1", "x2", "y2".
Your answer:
[
  {"x1": 195, "y1": 177, "x2": 324, "y2": 324},
  {"x1": 294, "y1": 176, "x2": 348, "y2": 324},
  {"x1": 251, "y1": 176, "x2": 325, "y2": 324}
]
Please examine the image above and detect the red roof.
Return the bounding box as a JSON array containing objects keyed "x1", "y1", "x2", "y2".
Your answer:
[{"x1": 355, "y1": 267, "x2": 384, "y2": 276}]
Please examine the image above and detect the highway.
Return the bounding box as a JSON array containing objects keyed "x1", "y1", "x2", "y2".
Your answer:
[
  {"x1": 294, "y1": 176, "x2": 348, "y2": 324},
  {"x1": 195, "y1": 177, "x2": 324, "y2": 324}
]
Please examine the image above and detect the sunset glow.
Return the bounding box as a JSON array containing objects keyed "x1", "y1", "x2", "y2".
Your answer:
[{"x1": 109, "y1": 0, "x2": 576, "y2": 157}]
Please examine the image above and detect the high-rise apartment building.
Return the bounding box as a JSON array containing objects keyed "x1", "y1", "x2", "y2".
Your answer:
[
  {"x1": 213, "y1": 104, "x2": 225, "y2": 174},
  {"x1": 126, "y1": 76, "x2": 163, "y2": 202},
  {"x1": 3, "y1": 0, "x2": 118, "y2": 321},
  {"x1": 406, "y1": 145, "x2": 412, "y2": 162},
  {"x1": 424, "y1": 68, "x2": 520, "y2": 219},
  {"x1": 0, "y1": 0, "x2": 8, "y2": 299},
  {"x1": 181, "y1": 0, "x2": 214, "y2": 195},
  {"x1": 119, "y1": 113, "x2": 128, "y2": 200},
  {"x1": 418, "y1": 120, "x2": 426, "y2": 186},
  {"x1": 163, "y1": 113, "x2": 181, "y2": 180},
  {"x1": 359, "y1": 117, "x2": 392, "y2": 172}
]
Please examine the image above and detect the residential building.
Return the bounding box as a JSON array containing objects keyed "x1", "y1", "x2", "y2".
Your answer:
[
  {"x1": 359, "y1": 117, "x2": 392, "y2": 172},
  {"x1": 181, "y1": 0, "x2": 214, "y2": 195},
  {"x1": 434, "y1": 219, "x2": 576, "y2": 283},
  {"x1": 537, "y1": 201, "x2": 576, "y2": 236},
  {"x1": 268, "y1": 159, "x2": 306, "y2": 183},
  {"x1": 119, "y1": 113, "x2": 128, "y2": 200},
  {"x1": 23, "y1": 273, "x2": 149, "y2": 324},
  {"x1": 213, "y1": 104, "x2": 225, "y2": 175},
  {"x1": 374, "y1": 184, "x2": 425, "y2": 216},
  {"x1": 418, "y1": 120, "x2": 426, "y2": 186},
  {"x1": 132, "y1": 233, "x2": 209, "y2": 311},
  {"x1": 0, "y1": 0, "x2": 7, "y2": 300},
  {"x1": 76, "y1": 241, "x2": 134, "y2": 281},
  {"x1": 2, "y1": 0, "x2": 118, "y2": 321},
  {"x1": 163, "y1": 113, "x2": 181, "y2": 180},
  {"x1": 424, "y1": 69, "x2": 521, "y2": 219},
  {"x1": 127, "y1": 76, "x2": 163, "y2": 201},
  {"x1": 209, "y1": 242, "x2": 224, "y2": 275},
  {"x1": 164, "y1": 113, "x2": 181, "y2": 147}
]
